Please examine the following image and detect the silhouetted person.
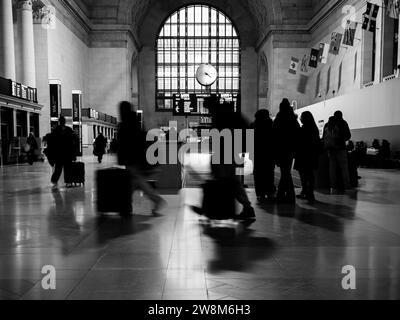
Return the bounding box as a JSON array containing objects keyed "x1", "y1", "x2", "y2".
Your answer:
[
  {"x1": 94, "y1": 132, "x2": 107, "y2": 163},
  {"x1": 379, "y1": 140, "x2": 391, "y2": 159},
  {"x1": 323, "y1": 111, "x2": 352, "y2": 193},
  {"x1": 51, "y1": 116, "x2": 79, "y2": 189},
  {"x1": 117, "y1": 101, "x2": 166, "y2": 216},
  {"x1": 273, "y1": 98, "x2": 300, "y2": 204},
  {"x1": 26, "y1": 132, "x2": 38, "y2": 165},
  {"x1": 251, "y1": 109, "x2": 276, "y2": 202},
  {"x1": 294, "y1": 111, "x2": 320, "y2": 204},
  {"x1": 372, "y1": 139, "x2": 381, "y2": 150}
]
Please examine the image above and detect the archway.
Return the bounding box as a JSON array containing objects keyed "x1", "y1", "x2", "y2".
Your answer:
[{"x1": 155, "y1": 4, "x2": 241, "y2": 112}]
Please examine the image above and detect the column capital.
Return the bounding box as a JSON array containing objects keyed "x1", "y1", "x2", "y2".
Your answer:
[
  {"x1": 17, "y1": 0, "x2": 33, "y2": 11},
  {"x1": 33, "y1": 5, "x2": 55, "y2": 26}
]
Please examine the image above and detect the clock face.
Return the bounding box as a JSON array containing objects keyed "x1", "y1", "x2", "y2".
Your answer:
[{"x1": 196, "y1": 64, "x2": 218, "y2": 86}]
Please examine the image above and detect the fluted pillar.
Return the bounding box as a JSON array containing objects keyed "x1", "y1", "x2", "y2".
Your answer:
[
  {"x1": 0, "y1": 0, "x2": 16, "y2": 80},
  {"x1": 17, "y1": 0, "x2": 36, "y2": 88}
]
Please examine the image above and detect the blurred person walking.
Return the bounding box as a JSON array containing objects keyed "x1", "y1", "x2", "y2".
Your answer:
[
  {"x1": 117, "y1": 101, "x2": 166, "y2": 216},
  {"x1": 26, "y1": 132, "x2": 38, "y2": 165},
  {"x1": 93, "y1": 132, "x2": 107, "y2": 163}
]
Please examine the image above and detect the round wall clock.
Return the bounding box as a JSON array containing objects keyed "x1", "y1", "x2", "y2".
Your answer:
[{"x1": 196, "y1": 64, "x2": 218, "y2": 86}]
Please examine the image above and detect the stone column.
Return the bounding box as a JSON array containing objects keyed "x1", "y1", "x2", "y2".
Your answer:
[
  {"x1": 13, "y1": 109, "x2": 17, "y2": 137},
  {"x1": 0, "y1": 0, "x2": 16, "y2": 80},
  {"x1": 398, "y1": 19, "x2": 400, "y2": 68},
  {"x1": 17, "y1": 0, "x2": 36, "y2": 88},
  {"x1": 26, "y1": 112, "x2": 30, "y2": 135}
]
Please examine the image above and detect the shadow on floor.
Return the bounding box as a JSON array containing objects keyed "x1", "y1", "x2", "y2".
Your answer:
[
  {"x1": 201, "y1": 222, "x2": 277, "y2": 273},
  {"x1": 94, "y1": 215, "x2": 154, "y2": 245},
  {"x1": 258, "y1": 201, "x2": 348, "y2": 233}
]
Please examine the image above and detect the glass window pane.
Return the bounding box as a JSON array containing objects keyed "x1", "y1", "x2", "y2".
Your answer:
[
  {"x1": 194, "y1": 6, "x2": 201, "y2": 23},
  {"x1": 188, "y1": 51, "x2": 194, "y2": 63},
  {"x1": 211, "y1": 9, "x2": 217, "y2": 23},
  {"x1": 164, "y1": 24, "x2": 170, "y2": 37},
  {"x1": 179, "y1": 10, "x2": 185, "y2": 23},
  {"x1": 172, "y1": 78, "x2": 178, "y2": 90},
  {"x1": 180, "y1": 39, "x2": 186, "y2": 49},
  {"x1": 233, "y1": 67, "x2": 239, "y2": 77},
  {"x1": 195, "y1": 25, "x2": 202, "y2": 37},
  {"x1": 195, "y1": 52, "x2": 201, "y2": 64},
  {"x1": 157, "y1": 5, "x2": 240, "y2": 97},
  {"x1": 188, "y1": 65, "x2": 195, "y2": 76},
  {"x1": 180, "y1": 24, "x2": 186, "y2": 37},
  {"x1": 226, "y1": 78, "x2": 232, "y2": 90},
  {"x1": 164, "y1": 52, "x2": 170, "y2": 64},
  {"x1": 202, "y1": 52, "x2": 208, "y2": 63},
  {"x1": 165, "y1": 66, "x2": 170, "y2": 77},
  {"x1": 202, "y1": 7, "x2": 209, "y2": 23},
  {"x1": 171, "y1": 51, "x2": 178, "y2": 63},
  {"x1": 202, "y1": 25, "x2": 208, "y2": 36},
  {"x1": 180, "y1": 52, "x2": 186, "y2": 63},
  {"x1": 233, "y1": 52, "x2": 239, "y2": 63},
  {"x1": 226, "y1": 26, "x2": 232, "y2": 37},
  {"x1": 188, "y1": 7, "x2": 194, "y2": 22},
  {"x1": 211, "y1": 24, "x2": 217, "y2": 36},
  {"x1": 180, "y1": 79, "x2": 186, "y2": 91},
  {"x1": 164, "y1": 78, "x2": 171, "y2": 90},
  {"x1": 219, "y1": 24, "x2": 225, "y2": 37},
  {"x1": 188, "y1": 24, "x2": 194, "y2": 37},
  {"x1": 233, "y1": 78, "x2": 239, "y2": 90},
  {"x1": 171, "y1": 24, "x2": 178, "y2": 37},
  {"x1": 211, "y1": 51, "x2": 217, "y2": 63}
]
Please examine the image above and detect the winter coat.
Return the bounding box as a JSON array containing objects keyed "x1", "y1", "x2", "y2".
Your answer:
[
  {"x1": 251, "y1": 117, "x2": 274, "y2": 168},
  {"x1": 52, "y1": 125, "x2": 79, "y2": 162},
  {"x1": 94, "y1": 135, "x2": 107, "y2": 156},
  {"x1": 294, "y1": 125, "x2": 321, "y2": 171},
  {"x1": 272, "y1": 112, "x2": 300, "y2": 166},
  {"x1": 117, "y1": 117, "x2": 147, "y2": 167}
]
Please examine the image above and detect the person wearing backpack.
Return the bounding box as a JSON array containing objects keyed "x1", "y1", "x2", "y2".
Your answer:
[{"x1": 323, "y1": 111, "x2": 352, "y2": 194}]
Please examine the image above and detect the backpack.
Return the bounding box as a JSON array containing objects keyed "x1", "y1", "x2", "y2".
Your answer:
[{"x1": 324, "y1": 124, "x2": 341, "y2": 149}]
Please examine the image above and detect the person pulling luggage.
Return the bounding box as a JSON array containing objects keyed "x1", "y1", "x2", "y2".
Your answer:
[
  {"x1": 117, "y1": 101, "x2": 166, "y2": 216},
  {"x1": 50, "y1": 116, "x2": 79, "y2": 189}
]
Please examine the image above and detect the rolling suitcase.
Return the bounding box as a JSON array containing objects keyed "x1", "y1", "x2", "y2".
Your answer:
[
  {"x1": 64, "y1": 161, "x2": 85, "y2": 186},
  {"x1": 201, "y1": 179, "x2": 236, "y2": 220},
  {"x1": 96, "y1": 168, "x2": 133, "y2": 214}
]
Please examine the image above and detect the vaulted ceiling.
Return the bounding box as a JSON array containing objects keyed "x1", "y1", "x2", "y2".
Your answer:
[{"x1": 66, "y1": 0, "x2": 331, "y2": 46}]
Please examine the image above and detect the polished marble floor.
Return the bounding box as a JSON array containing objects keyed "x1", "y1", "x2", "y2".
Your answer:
[{"x1": 0, "y1": 155, "x2": 400, "y2": 300}]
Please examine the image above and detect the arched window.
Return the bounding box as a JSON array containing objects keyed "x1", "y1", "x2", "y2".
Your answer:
[{"x1": 156, "y1": 5, "x2": 241, "y2": 111}]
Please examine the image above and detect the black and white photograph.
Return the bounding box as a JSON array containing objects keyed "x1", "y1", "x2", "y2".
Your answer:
[{"x1": 0, "y1": 0, "x2": 400, "y2": 307}]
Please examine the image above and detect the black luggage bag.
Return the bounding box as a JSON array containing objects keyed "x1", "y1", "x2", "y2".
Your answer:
[
  {"x1": 96, "y1": 168, "x2": 133, "y2": 214},
  {"x1": 64, "y1": 162, "x2": 85, "y2": 186},
  {"x1": 201, "y1": 179, "x2": 236, "y2": 220}
]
